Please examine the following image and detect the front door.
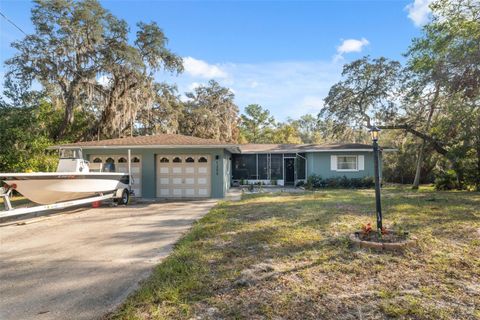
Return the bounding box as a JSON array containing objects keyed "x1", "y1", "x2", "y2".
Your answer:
[{"x1": 284, "y1": 158, "x2": 295, "y2": 185}]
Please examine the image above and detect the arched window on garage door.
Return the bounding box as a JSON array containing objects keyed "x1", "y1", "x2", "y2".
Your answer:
[
  {"x1": 132, "y1": 157, "x2": 141, "y2": 163},
  {"x1": 173, "y1": 157, "x2": 182, "y2": 163},
  {"x1": 198, "y1": 156, "x2": 208, "y2": 163},
  {"x1": 93, "y1": 158, "x2": 102, "y2": 163},
  {"x1": 118, "y1": 157, "x2": 127, "y2": 163},
  {"x1": 160, "y1": 157, "x2": 169, "y2": 163},
  {"x1": 185, "y1": 157, "x2": 195, "y2": 163}
]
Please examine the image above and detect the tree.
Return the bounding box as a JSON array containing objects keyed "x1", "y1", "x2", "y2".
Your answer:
[
  {"x1": 287, "y1": 114, "x2": 323, "y2": 144},
  {"x1": 405, "y1": 0, "x2": 480, "y2": 189},
  {"x1": 5, "y1": 0, "x2": 182, "y2": 141},
  {"x1": 320, "y1": 56, "x2": 402, "y2": 133},
  {"x1": 239, "y1": 104, "x2": 275, "y2": 143},
  {"x1": 0, "y1": 100, "x2": 58, "y2": 172},
  {"x1": 321, "y1": 2, "x2": 480, "y2": 189},
  {"x1": 136, "y1": 83, "x2": 184, "y2": 135},
  {"x1": 181, "y1": 80, "x2": 239, "y2": 143},
  {"x1": 271, "y1": 123, "x2": 302, "y2": 144}
]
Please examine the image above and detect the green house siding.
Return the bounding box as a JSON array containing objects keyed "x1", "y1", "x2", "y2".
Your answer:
[
  {"x1": 306, "y1": 152, "x2": 381, "y2": 179},
  {"x1": 83, "y1": 147, "x2": 228, "y2": 199}
]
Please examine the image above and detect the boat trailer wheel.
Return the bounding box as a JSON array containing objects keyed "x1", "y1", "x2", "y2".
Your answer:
[{"x1": 116, "y1": 188, "x2": 129, "y2": 205}]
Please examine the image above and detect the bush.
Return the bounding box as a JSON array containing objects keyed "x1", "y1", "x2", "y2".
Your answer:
[
  {"x1": 295, "y1": 180, "x2": 305, "y2": 187},
  {"x1": 306, "y1": 174, "x2": 375, "y2": 189},
  {"x1": 434, "y1": 169, "x2": 458, "y2": 190}
]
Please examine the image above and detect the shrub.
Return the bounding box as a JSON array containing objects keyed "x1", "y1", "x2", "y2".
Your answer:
[
  {"x1": 306, "y1": 174, "x2": 375, "y2": 189},
  {"x1": 306, "y1": 174, "x2": 325, "y2": 188},
  {"x1": 434, "y1": 169, "x2": 458, "y2": 190}
]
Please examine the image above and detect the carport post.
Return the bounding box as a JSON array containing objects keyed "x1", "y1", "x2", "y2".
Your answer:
[{"x1": 128, "y1": 149, "x2": 132, "y2": 189}]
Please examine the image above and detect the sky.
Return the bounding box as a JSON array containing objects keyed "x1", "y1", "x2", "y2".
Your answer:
[{"x1": 0, "y1": 0, "x2": 432, "y2": 121}]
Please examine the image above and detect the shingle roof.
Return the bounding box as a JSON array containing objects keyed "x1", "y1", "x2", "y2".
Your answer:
[
  {"x1": 239, "y1": 143, "x2": 374, "y2": 153},
  {"x1": 55, "y1": 133, "x2": 234, "y2": 148},
  {"x1": 53, "y1": 134, "x2": 385, "y2": 153}
]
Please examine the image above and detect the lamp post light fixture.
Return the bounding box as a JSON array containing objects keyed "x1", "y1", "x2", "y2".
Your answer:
[{"x1": 369, "y1": 125, "x2": 382, "y2": 231}]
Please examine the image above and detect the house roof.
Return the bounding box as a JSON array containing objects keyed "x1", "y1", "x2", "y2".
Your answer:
[
  {"x1": 53, "y1": 134, "x2": 239, "y2": 151},
  {"x1": 239, "y1": 143, "x2": 376, "y2": 153},
  {"x1": 53, "y1": 134, "x2": 393, "y2": 153}
]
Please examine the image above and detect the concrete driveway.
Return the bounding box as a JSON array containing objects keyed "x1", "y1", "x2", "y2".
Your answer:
[{"x1": 0, "y1": 200, "x2": 217, "y2": 320}]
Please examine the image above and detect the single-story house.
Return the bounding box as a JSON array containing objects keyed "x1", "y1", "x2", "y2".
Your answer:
[{"x1": 56, "y1": 133, "x2": 387, "y2": 199}]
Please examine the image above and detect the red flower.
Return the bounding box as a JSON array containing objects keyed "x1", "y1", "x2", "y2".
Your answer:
[{"x1": 361, "y1": 223, "x2": 372, "y2": 234}]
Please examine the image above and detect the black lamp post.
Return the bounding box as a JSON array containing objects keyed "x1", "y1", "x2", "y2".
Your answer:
[{"x1": 369, "y1": 125, "x2": 382, "y2": 231}]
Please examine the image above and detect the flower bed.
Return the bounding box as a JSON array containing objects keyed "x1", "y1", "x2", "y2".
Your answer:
[
  {"x1": 350, "y1": 231, "x2": 416, "y2": 251},
  {"x1": 350, "y1": 223, "x2": 416, "y2": 251}
]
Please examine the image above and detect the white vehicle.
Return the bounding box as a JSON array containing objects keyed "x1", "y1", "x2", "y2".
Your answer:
[{"x1": 0, "y1": 148, "x2": 131, "y2": 218}]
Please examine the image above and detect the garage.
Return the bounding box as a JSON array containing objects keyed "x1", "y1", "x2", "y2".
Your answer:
[
  {"x1": 89, "y1": 154, "x2": 142, "y2": 197},
  {"x1": 156, "y1": 155, "x2": 211, "y2": 198}
]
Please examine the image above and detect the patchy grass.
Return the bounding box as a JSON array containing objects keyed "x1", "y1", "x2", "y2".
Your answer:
[{"x1": 108, "y1": 187, "x2": 480, "y2": 320}]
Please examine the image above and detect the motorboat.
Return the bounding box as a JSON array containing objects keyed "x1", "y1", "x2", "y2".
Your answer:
[{"x1": 0, "y1": 149, "x2": 130, "y2": 205}]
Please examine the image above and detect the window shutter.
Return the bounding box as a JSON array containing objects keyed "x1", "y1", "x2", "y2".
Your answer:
[
  {"x1": 358, "y1": 155, "x2": 364, "y2": 171},
  {"x1": 330, "y1": 155, "x2": 337, "y2": 171}
]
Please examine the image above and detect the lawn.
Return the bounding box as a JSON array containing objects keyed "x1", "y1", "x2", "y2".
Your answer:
[{"x1": 109, "y1": 187, "x2": 480, "y2": 320}]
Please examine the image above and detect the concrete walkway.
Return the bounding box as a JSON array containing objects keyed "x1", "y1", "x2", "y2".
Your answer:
[{"x1": 0, "y1": 200, "x2": 217, "y2": 320}]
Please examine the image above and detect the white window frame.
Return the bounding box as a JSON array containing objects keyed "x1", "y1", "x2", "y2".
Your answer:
[{"x1": 336, "y1": 155, "x2": 359, "y2": 172}]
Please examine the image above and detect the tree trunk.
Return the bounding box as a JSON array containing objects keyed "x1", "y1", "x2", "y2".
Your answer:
[
  {"x1": 476, "y1": 114, "x2": 480, "y2": 191},
  {"x1": 476, "y1": 142, "x2": 480, "y2": 191},
  {"x1": 55, "y1": 78, "x2": 82, "y2": 141},
  {"x1": 412, "y1": 142, "x2": 425, "y2": 189},
  {"x1": 55, "y1": 90, "x2": 76, "y2": 141},
  {"x1": 412, "y1": 86, "x2": 439, "y2": 189}
]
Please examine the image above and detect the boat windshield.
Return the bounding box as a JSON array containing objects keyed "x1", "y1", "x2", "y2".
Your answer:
[{"x1": 60, "y1": 148, "x2": 83, "y2": 159}]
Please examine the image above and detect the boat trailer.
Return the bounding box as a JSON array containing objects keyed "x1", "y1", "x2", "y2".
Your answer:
[{"x1": 0, "y1": 186, "x2": 128, "y2": 219}]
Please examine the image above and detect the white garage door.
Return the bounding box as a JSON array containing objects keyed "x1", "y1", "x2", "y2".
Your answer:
[
  {"x1": 89, "y1": 155, "x2": 142, "y2": 197},
  {"x1": 156, "y1": 155, "x2": 211, "y2": 198}
]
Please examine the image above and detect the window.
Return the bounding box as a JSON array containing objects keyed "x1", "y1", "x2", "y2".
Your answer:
[
  {"x1": 270, "y1": 154, "x2": 283, "y2": 179},
  {"x1": 186, "y1": 157, "x2": 195, "y2": 163},
  {"x1": 232, "y1": 154, "x2": 257, "y2": 179},
  {"x1": 160, "y1": 157, "x2": 169, "y2": 163},
  {"x1": 198, "y1": 157, "x2": 208, "y2": 163},
  {"x1": 118, "y1": 157, "x2": 127, "y2": 163},
  {"x1": 337, "y1": 156, "x2": 357, "y2": 170},
  {"x1": 93, "y1": 158, "x2": 102, "y2": 163},
  {"x1": 173, "y1": 157, "x2": 182, "y2": 163},
  {"x1": 60, "y1": 149, "x2": 82, "y2": 159},
  {"x1": 106, "y1": 157, "x2": 115, "y2": 163},
  {"x1": 132, "y1": 157, "x2": 141, "y2": 163}
]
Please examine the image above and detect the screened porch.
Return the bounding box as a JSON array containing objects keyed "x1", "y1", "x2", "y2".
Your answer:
[{"x1": 231, "y1": 153, "x2": 306, "y2": 186}]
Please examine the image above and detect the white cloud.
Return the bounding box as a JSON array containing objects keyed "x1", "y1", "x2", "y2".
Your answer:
[
  {"x1": 337, "y1": 38, "x2": 370, "y2": 54},
  {"x1": 405, "y1": 0, "x2": 433, "y2": 27},
  {"x1": 188, "y1": 82, "x2": 202, "y2": 91},
  {"x1": 183, "y1": 57, "x2": 228, "y2": 78}
]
